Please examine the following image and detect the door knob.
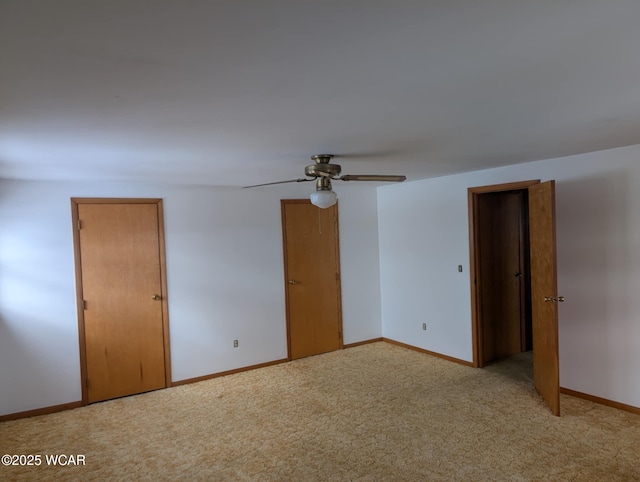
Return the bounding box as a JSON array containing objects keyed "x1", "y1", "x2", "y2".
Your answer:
[
  {"x1": 289, "y1": 280, "x2": 298, "y2": 285},
  {"x1": 514, "y1": 272, "x2": 522, "y2": 278},
  {"x1": 152, "y1": 294, "x2": 161, "y2": 300},
  {"x1": 544, "y1": 296, "x2": 565, "y2": 303}
]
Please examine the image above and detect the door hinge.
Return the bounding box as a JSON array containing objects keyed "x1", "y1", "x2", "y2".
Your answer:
[
  {"x1": 336, "y1": 272, "x2": 340, "y2": 281},
  {"x1": 82, "y1": 300, "x2": 87, "y2": 310},
  {"x1": 85, "y1": 378, "x2": 90, "y2": 389},
  {"x1": 77, "y1": 219, "x2": 82, "y2": 230}
]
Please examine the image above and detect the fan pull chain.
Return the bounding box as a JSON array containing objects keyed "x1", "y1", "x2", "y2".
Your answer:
[{"x1": 317, "y1": 210, "x2": 323, "y2": 235}]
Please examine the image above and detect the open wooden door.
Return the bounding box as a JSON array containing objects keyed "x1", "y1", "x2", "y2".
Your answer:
[{"x1": 528, "y1": 181, "x2": 561, "y2": 416}]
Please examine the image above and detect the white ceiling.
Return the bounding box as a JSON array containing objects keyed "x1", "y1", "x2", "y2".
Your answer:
[{"x1": 2, "y1": 0, "x2": 640, "y2": 187}]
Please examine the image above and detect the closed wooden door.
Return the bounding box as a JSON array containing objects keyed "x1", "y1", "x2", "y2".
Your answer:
[
  {"x1": 528, "y1": 181, "x2": 560, "y2": 416},
  {"x1": 281, "y1": 200, "x2": 343, "y2": 359},
  {"x1": 72, "y1": 199, "x2": 171, "y2": 403}
]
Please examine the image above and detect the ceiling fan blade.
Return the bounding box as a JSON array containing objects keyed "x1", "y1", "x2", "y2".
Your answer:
[
  {"x1": 339, "y1": 174, "x2": 407, "y2": 182},
  {"x1": 243, "y1": 178, "x2": 313, "y2": 188}
]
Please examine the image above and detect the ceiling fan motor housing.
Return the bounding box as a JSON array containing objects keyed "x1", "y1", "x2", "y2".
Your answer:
[{"x1": 305, "y1": 163, "x2": 341, "y2": 178}]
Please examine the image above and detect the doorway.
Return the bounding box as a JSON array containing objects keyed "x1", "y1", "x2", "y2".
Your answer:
[
  {"x1": 469, "y1": 180, "x2": 561, "y2": 415},
  {"x1": 71, "y1": 198, "x2": 171, "y2": 404},
  {"x1": 281, "y1": 199, "x2": 343, "y2": 359},
  {"x1": 475, "y1": 188, "x2": 532, "y2": 365},
  {"x1": 469, "y1": 180, "x2": 540, "y2": 366}
]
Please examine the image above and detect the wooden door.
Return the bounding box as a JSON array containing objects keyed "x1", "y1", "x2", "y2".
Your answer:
[
  {"x1": 528, "y1": 181, "x2": 560, "y2": 416},
  {"x1": 72, "y1": 199, "x2": 171, "y2": 403},
  {"x1": 281, "y1": 200, "x2": 342, "y2": 359},
  {"x1": 477, "y1": 192, "x2": 525, "y2": 363}
]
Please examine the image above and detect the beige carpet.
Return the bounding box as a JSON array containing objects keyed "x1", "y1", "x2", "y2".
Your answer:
[{"x1": 1, "y1": 342, "x2": 639, "y2": 481}]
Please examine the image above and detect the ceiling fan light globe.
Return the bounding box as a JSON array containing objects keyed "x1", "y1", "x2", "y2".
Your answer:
[{"x1": 310, "y1": 190, "x2": 337, "y2": 209}]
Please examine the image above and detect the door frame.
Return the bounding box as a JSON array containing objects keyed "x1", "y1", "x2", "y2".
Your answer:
[
  {"x1": 70, "y1": 198, "x2": 172, "y2": 404},
  {"x1": 468, "y1": 180, "x2": 540, "y2": 368},
  {"x1": 280, "y1": 199, "x2": 344, "y2": 360}
]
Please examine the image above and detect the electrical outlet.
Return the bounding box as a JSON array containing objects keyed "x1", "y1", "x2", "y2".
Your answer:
[
  {"x1": 458, "y1": 265, "x2": 463, "y2": 272},
  {"x1": 422, "y1": 323, "x2": 427, "y2": 331},
  {"x1": 233, "y1": 339, "x2": 239, "y2": 348}
]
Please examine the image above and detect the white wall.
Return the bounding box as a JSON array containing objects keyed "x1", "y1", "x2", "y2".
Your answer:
[
  {"x1": 0, "y1": 180, "x2": 382, "y2": 416},
  {"x1": 378, "y1": 145, "x2": 640, "y2": 408},
  {"x1": 337, "y1": 187, "x2": 382, "y2": 344},
  {"x1": 4, "y1": 144, "x2": 638, "y2": 415}
]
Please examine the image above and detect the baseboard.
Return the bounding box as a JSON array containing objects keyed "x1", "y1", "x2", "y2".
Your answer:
[
  {"x1": 382, "y1": 338, "x2": 474, "y2": 367},
  {"x1": 4, "y1": 349, "x2": 636, "y2": 421},
  {"x1": 0, "y1": 401, "x2": 83, "y2": 423},
  {"x1": 175, "y1": 341, "x2": 384, "y2": 386},
  {"x1": 383, "y1": 340, "x2": 639, "y2": 415},
  {"x1": 172, "y1": 358, "x2": 289, "y2": 387},
  {"x1": 0, "y1": 342, "x2": 394, "y2": 420},
  {"x1": 560, "y1": 387, "x2": 640, "y2": 415},
  {"x1": 343, "y1": 338, "x2": 383, "y2": 349}
]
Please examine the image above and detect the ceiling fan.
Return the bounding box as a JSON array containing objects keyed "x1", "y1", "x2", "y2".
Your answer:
[{"x1": 243, "y1": 154, "x2": 407, "y2": 208}]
